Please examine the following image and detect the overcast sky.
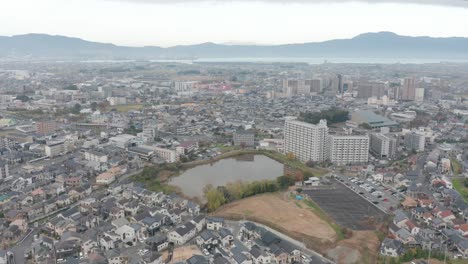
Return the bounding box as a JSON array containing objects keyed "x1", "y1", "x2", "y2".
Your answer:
[{"x1": 1, "y1": 0, "x2": 468, "y2": 47}]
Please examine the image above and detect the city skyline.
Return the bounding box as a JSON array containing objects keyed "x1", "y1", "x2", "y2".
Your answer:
[{"x1": 1, "y1": 0, "x2": 468, "y2": 47}]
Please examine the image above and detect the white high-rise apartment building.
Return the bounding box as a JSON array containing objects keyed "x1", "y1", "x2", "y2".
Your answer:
[
  {"x1": 284, "y1": 118, "x2": 328, "y2": 162},
  {"x1": 370, "y1": 133, "x2": 397, "y2": 158},
  {"x1": 404, "y1": 132, "x2": 425, "y2": 152},
  {"x1": 328, "y1": 135, "x2": 369, "y2": 165}
]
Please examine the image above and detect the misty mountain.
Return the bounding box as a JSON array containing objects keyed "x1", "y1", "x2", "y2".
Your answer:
[{"x1": 1, "y1": 32, "x2": 468, "y2": 60}]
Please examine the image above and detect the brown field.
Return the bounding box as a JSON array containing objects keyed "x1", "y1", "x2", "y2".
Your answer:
[
  {"x1": 215, "y1": 193, "x2": 337, "y2": 243},
  {"x1": 214, "y1": 192, "x2": 381, "y2": 264},
  {"x1": 161, "y1": 245, "x2": 202, "y2": 264}
]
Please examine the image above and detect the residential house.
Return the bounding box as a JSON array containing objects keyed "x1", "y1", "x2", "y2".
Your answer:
[
  {"x1": 168, "y1": 222, "x2": 197, "y2": 245},
  {"x1": 207, "y1": 217, "x2": 224, "y2": 231},
  {"x1": 380, "y1": 238, "x2": 404, "y2": 257}
]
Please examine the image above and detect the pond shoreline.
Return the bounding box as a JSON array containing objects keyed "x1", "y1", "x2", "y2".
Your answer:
[{"x1": 133, "y1": 149, "x2": 328, "y2": 200}]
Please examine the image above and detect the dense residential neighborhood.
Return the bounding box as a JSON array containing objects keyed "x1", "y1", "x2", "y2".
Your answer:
[{"x1": 0, "y1": 60, "x2": 467, "y2": 264}]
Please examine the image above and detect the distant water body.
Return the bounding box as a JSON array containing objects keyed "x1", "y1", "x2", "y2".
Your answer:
[{"x1": 149, "y1": 57, "x2": 468, "y2": 64}]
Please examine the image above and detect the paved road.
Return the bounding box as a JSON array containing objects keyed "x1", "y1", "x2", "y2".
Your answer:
[
  {"x1": 10, "y1": 229, "x2": 37, "y2": 264},
  {"x1": 226, "y1": 220, "x2": 334, "y2": 264}
]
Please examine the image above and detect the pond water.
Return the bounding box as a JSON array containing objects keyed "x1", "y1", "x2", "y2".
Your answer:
[{"x1": 169, "y1": 154, "x2": 284, "y2": 198}]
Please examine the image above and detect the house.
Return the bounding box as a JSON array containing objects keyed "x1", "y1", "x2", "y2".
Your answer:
[
  {"x1": 141, "y1": 253, "x2": 163, "y2": 264},
  {"x1": 207, "y1": 217, "x2": 224, "y2": 231},
  {"x1": 380, "y1": 238, "x2": 404, "y2": 257},
  {"x1": 168, "y1": 222, "x2": 197, "y2": 245},
  {"x1": 232, "y1": 251, "x2": 252, "y2": 264},
  {"x1": 456, "y1": 239, "x2": 468, "y2": 259},
  {"x1": 191, "y1": 215, "x2": 206, "y2": 232},
  {"x1": 393, "y1": 210, "x2": 409, "y2": 228},
  {"x1": 437, "y1": 210, "x2": 456, "y2": 223},
  {"x1": 249, "y1": 246, "x2": 272, "y2": 264},
  {"x1": 197, "y1": 230, "x2": 218, "y2": 247},
  {"x1": 395, "y1": 228, "x2": 415, "y2": 244},
  {"x1": 456, "y1": 223, "x2": 468, "y2": 237},
  {"x1": 187, "y1": 255, "x2": 209, "y2": 264},
  {"x1": 96, "y1": 172, "x2": 116, "y2": 185},
  {"x1": 402, "y1": 220, "x2": 420, "y2": 235},
  {"x1": 146, "y1": 235, "x2": 169, "y2": 252},
  {"x1": 219, "y1": 228, "x2": 234, "y2": 247},
  {"x1": 55, "y1": 240, "x2": 81, "y2": 260},
  {"x1": 115, "y1": 224, "x2": 145, "y2": 246}
]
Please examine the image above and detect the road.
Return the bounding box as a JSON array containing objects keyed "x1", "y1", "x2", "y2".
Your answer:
[{"x1": 226, "y1": 220, "x2": 334, "y2": 264}]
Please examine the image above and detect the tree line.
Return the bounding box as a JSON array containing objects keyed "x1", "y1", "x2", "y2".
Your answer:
[
  {"x1": 204, "y1": 175, "x2": 297, "y2": 211},
  {"x1": 299, "y1": 107, "x2": 349, "y2": 124}
]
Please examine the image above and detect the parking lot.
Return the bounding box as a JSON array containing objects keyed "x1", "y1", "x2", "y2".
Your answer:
[
  {"x1": 336, "y1": 175, "x2": 402, "y2": 213},
  {"x1": 303, "y1": 180, "x2": 387, "y2": 230}
]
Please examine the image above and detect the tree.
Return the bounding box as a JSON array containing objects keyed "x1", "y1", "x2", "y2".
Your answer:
[
  {"x1": 204, "y1": 184, "x2": 226, "y2": 212},
  {"x1": 359, "y1": 123, "x2": 372, "y2": 130},
  {"x1": 286, "y1": 152, "x2": 295, "y2": 161},
  {"x1": 277, "y1": 175, "x2": 295, "y2": 189},
  {"x1": 295, "y1": 171, "x2": 304, "y2": 182},
  {"x1": 90, "y1": 102, "x2": 98, "y2": 111},
  {"x1": 15, "y1": 95, "x2": 30, "y2": 102},
  {"x1": 72, "y1": 103, "x2": 81, "y2": 114},
  {"x1": 305, "y1": 160, "x2": 316, "y2": 168}
]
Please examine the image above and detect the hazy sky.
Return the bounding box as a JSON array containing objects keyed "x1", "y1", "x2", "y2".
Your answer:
[{"x1": 1, "y1": 0, "x2": 468, "y2": 47}]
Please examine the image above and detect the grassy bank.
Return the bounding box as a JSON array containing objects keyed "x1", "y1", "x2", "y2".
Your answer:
[
  {"x1": 132, "y1": 149, "x2": 328, "y2": 195},
  {"x1": 453, "y1": 178, "x2": 468, "y2": 203},
  {"x1": 181, "y1": 149, "x2": 328, "y2": 176}
]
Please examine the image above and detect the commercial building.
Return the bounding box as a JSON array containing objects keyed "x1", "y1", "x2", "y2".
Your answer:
[
  {"x1": 404, "y1": 132, "x2": 425, "y2": 152},
  {"x1": 146, "y1": 146, "x2": 179, "y2": 163},
  {"x1": 174, "y1": 81, "x2": 197, "y2": 92},
  {"x1": 107, "y1": 97, "x2": 127, "y2": 106},
  {"x1": 84, "y1": 150, "x2": 108, "y2": 163},
  {"x1": 351, "y1": 110, "x2": 399, "y2": 128},
  {"x1": 328, "y1": 135, "x2": 369, "y2": 165},
  {"x1": 36, "y1": 121, "x2": 57, "y2": 135},
  {"x1": 0, "y1": 161, "x2": 9, "y2": 179},
  {"x1": 414, "y1": 88, "x2": 425, "y2": 102},
  {"x1": 284, "y1": 118, "x2": 328, "y2": 162},
  {"x1": 45, "y1": 141, "x2": 65, "y2": 157},
  {"x1": 233, "y1": 130, "x2": 256, "y2": 147},
  {"x1": 370, "y1": 133, "x2": 397, "y2": 158},
  {"x1": 402, "y1": 77, "x2": 417, "y2": 101}
]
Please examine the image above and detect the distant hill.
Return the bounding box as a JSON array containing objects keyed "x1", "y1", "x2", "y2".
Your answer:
[{"x1": 1, "y1": 32, "x2": 468, "y2": 60}]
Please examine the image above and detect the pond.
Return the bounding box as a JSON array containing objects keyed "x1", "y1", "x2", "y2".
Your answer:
[{"x1": 169, "y1": 154, "x2": 284, "y2": 198}]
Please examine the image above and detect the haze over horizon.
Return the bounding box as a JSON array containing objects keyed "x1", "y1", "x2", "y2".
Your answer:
[{"x1": 1, "y1": 0, "x2": 468, "y2": 47}]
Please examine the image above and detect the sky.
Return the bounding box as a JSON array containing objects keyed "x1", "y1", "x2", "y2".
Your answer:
[{"x1": 1, "y1": 0, "x2": 468, "y2": 47}]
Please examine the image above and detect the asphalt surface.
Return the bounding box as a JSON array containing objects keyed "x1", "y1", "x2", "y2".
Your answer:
[{"x1": 303, "y1": 180, "x2": 387, "y2": 230}]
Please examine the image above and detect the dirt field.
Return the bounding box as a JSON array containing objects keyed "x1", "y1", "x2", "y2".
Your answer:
[
  {"x1": 215, "y1": 193, "x2": 337, "y2": 243},
  {"x1": 327, "y1": 231, "x2": 381, "y2": 264},
  {"x1": 215, "y1": 192, "x2": 382, "y2": 264},
  {"x1": 161, "y1": 245, "x2": 202, "y2": 264}
]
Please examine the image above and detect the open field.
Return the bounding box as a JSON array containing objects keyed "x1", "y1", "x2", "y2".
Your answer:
[
  {"x1": 113, "y1": 104, "x2": 144, "y2": 112},
  {"x1": 453, "y1": 178, "x2": 468, "y2": 203},
  {"x1": 303, "y1": 180, "x2": 387, "y2": 230},
  {"x1": 215, "y1": 192, "x2": 337, "y2": 243},
  {"x1": 214, "y1": 192, "x2": 381, "y2": 264},
  {"x1": 161, "y1": 245, "x2": 201, "y2": 264}
]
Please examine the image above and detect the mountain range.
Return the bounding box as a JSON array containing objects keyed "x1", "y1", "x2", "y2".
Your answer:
[{"x1": 1, "y1": 32, "x2": 468, "y2": 60}]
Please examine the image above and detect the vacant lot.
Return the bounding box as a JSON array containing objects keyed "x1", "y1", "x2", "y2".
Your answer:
[
  {"x1": 303, "y1": 180, "x2": 387, "y2": 230},
  {"x1": 161, "y1": 245, "x2": 201, "y2": 264},
  {"x1": 215, "y1": 192, "x2": 382, "y2": 264},
  {"x1": 113, "y1": 104, "x2": 144, "y2": 112},
  {"x1": 215, "y1": 193, "x2": 337, "y2": 243}
]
